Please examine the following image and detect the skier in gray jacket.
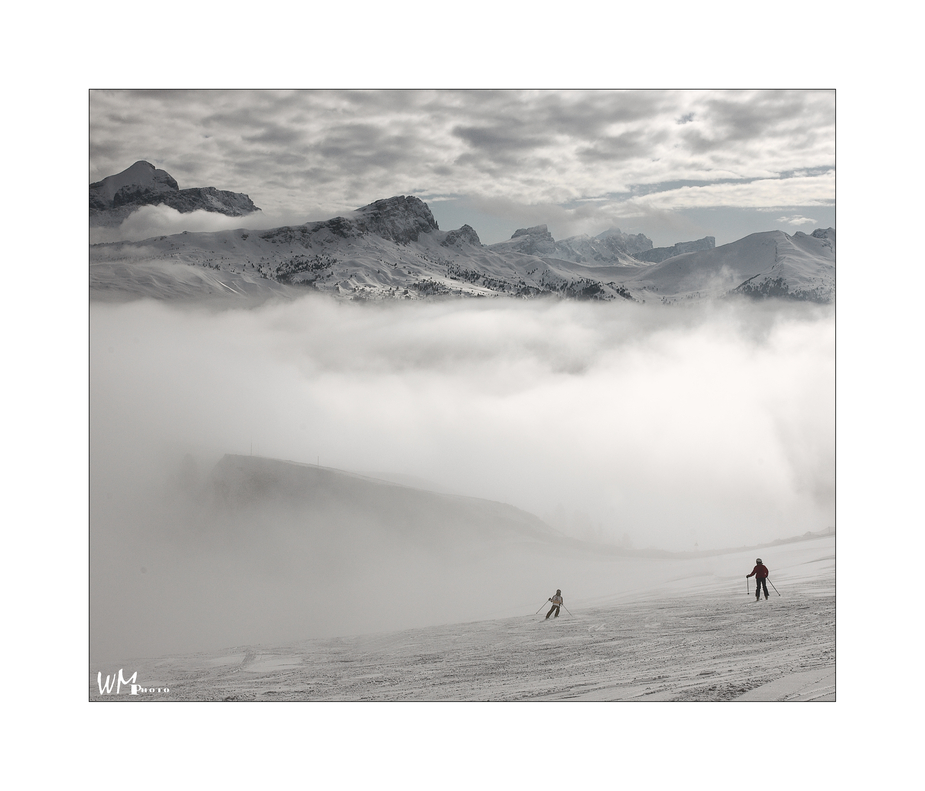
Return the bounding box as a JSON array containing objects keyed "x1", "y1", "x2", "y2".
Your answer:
[{"x1": 546, "y1": 590, "x2": 563, "y2": 619}]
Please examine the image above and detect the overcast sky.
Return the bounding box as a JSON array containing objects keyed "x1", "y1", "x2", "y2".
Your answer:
[{"x1": 89, "y1": 89, "x2": 834, "y2": 247}]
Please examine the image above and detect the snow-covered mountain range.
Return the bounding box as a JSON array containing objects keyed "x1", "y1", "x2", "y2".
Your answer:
[
  {"x1": 89, "y1": 164, "x2": 834, "y2": 304},
  {"x1": 90, "y1": 160, "x2": 260, "y2": 228}
]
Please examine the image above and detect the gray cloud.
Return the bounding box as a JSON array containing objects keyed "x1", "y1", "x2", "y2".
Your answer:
[
  {"x1": 577, "y1": 129, "x2": 665, "y2": 163},
  {"x1": 453, "y1": 122, "x2": 551, "y2": 156},
  {"x1": 680, "y1": 91, "x2": 834, "y2": 162},
  {"x1": 90, "y1": 90, "x2": 835, "y2": 243},
  {"x1": 534, "y1": 90, "x2": 672, "y2": 135},
  {"x1": 704, "y1": 90, "x2": 828, "y2": 140},
  {"x1": 241, "y1": 123, "x2": 309, "y2": 147}
]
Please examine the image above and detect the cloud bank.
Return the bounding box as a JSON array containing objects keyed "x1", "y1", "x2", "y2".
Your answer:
[
  {"x1": 91, "y1": 295, "x2": 834, "y2": 553},
  {"x1": 89, "y1": 204, "x2": 318, "y2": 245}
]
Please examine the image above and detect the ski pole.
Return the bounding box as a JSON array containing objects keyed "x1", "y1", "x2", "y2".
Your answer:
[
  {"x1": 767, "y1": 578, "x2": 781, "y2": 597},
  {"x1": 535, "y1": 600, "x2": 550, "y2": 615},
  {"x1": 562, "y1": 605, "x2": 573, "y2": 617},
  {"x1": 746, "y1": 577, "x2": 750, "y2": 595}
]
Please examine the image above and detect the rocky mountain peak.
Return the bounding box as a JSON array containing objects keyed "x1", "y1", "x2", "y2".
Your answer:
[
  {"x1": 442, "y1": 224, "x2": 482, "y2": 248},
  {"x1": 595, "y1": 228, "x2": 654, "y2": 256},
  {"x1": 353, "y1": 196, "x2": 439, "y2": 243},
  {"x1": 492, "y1": 224, "x2": 558, "y2": 256},
  {"x1": 511, "y1": 224, "x2": 552, "y2": 240},
  {"x1": 90, "y1": 161, "x2": 260, "y2": 227},
  {"x1": 90, "y1": 160, "x2": 178, "y2": 210}
]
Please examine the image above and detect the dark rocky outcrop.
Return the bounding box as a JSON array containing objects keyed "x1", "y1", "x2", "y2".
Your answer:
[
  {"x1": 261, "y1": 195, "x2": 441, "y2": 248},
  {"x1": 90, "y1": 160, "x2": 260, "y2": 226},
  {"x1": 352, "y1": 196, "x2": 439, "y2": 243},
  {"x1": 442, "y1": 224, "x2": 482, "y2": 248}
]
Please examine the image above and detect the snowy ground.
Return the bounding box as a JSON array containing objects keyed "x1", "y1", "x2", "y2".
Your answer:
[{"x1": 91, "y1": 536, "x2": 834, "y2": 702}]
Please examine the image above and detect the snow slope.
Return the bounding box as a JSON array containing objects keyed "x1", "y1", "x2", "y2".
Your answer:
[
  {"x1": 90, "y1": 451, "x2": 835, "y2": 669},
  {"x1": 90, "y1": 535, "x2": 834, "y2": 702}
]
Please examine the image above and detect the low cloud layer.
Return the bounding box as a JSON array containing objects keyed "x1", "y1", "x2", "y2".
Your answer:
[
  {"x1": 91, "y1": 296, "x2": 834, "y2": 549},
  {"x1": 89, "y1": 204, "x2": 319, "y2": 245}
]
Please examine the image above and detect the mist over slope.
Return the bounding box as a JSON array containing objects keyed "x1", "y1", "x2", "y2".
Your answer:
[
  {"x1": 90, "y1": 453, "x2": 624, "y2": 662},
  {"x1": 209, "y1": 454, "x2": 566, "y2": 549},
  {"x1": 90, "y1": 449, "x2": 834, "y2": 665}
]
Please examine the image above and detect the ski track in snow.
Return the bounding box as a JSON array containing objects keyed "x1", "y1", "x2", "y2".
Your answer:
[{"x1": 94, "y1": 569, "x2": 834, "y2": 702}]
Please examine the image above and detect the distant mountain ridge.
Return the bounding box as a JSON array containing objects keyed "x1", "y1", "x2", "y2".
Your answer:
[
  {"x1": 488, "y1": 224, "x2": 654, "y2": 266},
  {"x1": 626, "y1": 227, "x2": 835, "y2": 304},
  {"x1": 90, "y1": 161, "x2": 260, "y2": 227},
  {"x1": 634, "y1": 236, "x2": 716, "y2": 264},
  {"x1": 88, "y1": 163, "x2": 834, "y2": 305},
  {"x1": 209, "y1": 454, "x2": 565, "y2": 549},
  {"x1": 208, "y1": 454, "x2": 836, "y2": 560}
]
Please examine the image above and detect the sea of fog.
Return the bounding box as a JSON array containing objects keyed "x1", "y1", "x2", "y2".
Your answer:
[
  {"x1": 90, "y1": 294, "x2": 834, "y2": 660},
  {"x1": 91, "y1": 294, "x2": 834, "y2": 546}
]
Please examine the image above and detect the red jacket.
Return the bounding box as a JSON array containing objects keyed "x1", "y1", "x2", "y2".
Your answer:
[{"x1": 747, "y1": 564, "x2": 769, "y2": 579}]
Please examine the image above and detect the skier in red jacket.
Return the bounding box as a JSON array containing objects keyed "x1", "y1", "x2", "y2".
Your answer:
[{"x1": 747, "y1": 558, "x2": 770, "y2": 601}]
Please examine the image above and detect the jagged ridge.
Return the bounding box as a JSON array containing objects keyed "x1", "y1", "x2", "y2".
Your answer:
[
  {"x1": 488, "y1": 224, "x2": 655, "y2": 267},
  {"x1": 88, "y1": 172, "x2": 835, "y2": 305}
]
